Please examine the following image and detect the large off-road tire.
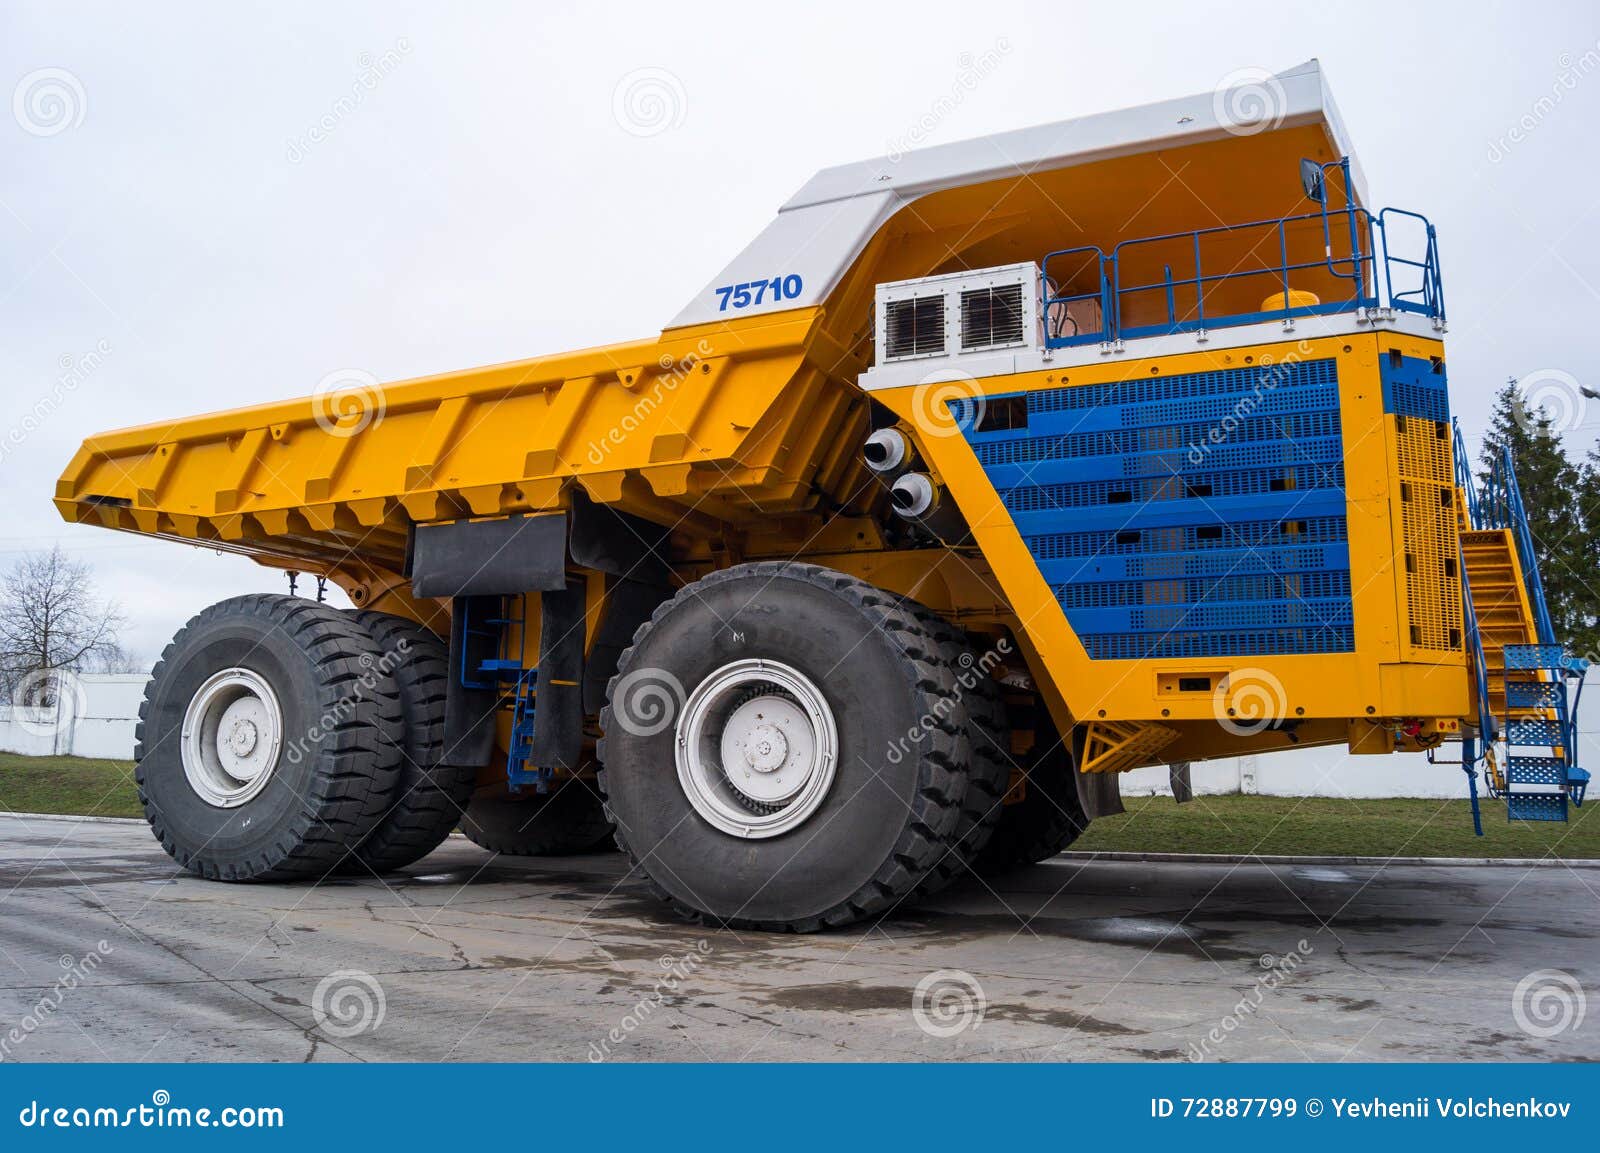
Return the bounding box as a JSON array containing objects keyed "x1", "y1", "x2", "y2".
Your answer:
[
  {"x1": 135, "y1": 594, "x2": 405, "y2": 881},
  {"x1": 597, "y1": 562, "x2": 973, "y2": 932},
  {"x1": 910, "y1": 614, "x2": 1009, "y2": 896},
  {"x1": 459, "y1": 780, "x2": 615, "y2": 856},
  {"x1": 976, "y1": 711, "x2": 1089, "y2": 871},
  {"x1": 342, "y1": 610, "x2": 477, "y2": 874}
]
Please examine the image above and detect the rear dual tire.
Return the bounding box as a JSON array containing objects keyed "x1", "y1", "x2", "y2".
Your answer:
[{"x1": 136, "y1": 597, "x2": 470, "y2": 880}]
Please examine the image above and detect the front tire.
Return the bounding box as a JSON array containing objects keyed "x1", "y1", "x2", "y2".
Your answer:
[
  {"x1": 598, "y1": 563, "x2": 973, "y2": 932},
  {"x1": 136, "y1": 594, "x2": 404, "y2": 881}
]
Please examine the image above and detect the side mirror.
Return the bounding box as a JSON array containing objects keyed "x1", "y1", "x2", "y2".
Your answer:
[{"x1": 1301, "y1": 158, "x2": 1326, "y2": 204}]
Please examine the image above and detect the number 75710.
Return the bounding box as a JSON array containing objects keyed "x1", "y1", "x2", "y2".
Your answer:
[{"x1": 714, "y1": 274, "x2": 804, "y2": 312}]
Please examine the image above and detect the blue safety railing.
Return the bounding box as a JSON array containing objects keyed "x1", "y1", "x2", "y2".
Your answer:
[{"x1": 1041, "y1": 158, "x2": 1445, "y2": 348}]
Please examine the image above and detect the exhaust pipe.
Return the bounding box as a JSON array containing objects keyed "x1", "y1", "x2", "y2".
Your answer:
[
  {"x1": 889, "y1": 473, "x2": 937, "y2": 519},
  {"x1": 862, "y1": 427, "x2": 910, "y2": 474},
  {"x1": 889, "y1": 471, "x2": 970, "y2": 544}
]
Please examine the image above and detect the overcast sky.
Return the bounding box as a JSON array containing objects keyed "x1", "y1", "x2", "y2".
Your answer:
[{"x1": 4, "y1": 0, "x2": 1599, "y2": 664}]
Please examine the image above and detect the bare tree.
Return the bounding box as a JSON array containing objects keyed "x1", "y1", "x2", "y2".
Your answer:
[{"x1": 0, "y1": 546, "x2": 127, "y2": 703}]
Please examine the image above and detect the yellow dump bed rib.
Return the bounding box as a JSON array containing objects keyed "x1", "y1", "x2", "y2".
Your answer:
[{"x1": 55, "y1": 310, "x2": 868, "y2": 572}]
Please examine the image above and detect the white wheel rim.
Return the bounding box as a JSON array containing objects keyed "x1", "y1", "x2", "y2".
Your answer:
[
  {"x1": 675, "y1": 659, "x2": 838, "y2": 838},
  {"x1": 180, "y1": 667, "x2": 284, "y2": 808}
]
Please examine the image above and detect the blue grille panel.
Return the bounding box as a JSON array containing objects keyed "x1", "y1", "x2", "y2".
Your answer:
[
  {"x1": 962, "y1": 358, "x2": 1354, "y2": 659},
  {"x1": 1380, "y1": 351, "x2": 1449, "y2": 422}
]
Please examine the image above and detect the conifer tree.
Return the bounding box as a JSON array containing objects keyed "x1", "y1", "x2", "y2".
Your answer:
[{"x1": 1477, "y1": 379, "x2": 1589, "y2": 649}]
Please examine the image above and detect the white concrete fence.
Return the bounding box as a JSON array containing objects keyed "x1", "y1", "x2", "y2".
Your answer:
[{"x1": 0, "y1": 674, "x2": 147, "y2": 761}]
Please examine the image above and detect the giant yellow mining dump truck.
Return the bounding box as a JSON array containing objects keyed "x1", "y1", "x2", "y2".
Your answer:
[{"x1": 55, "y1": 62, "x2": 1587, "y2": 930}]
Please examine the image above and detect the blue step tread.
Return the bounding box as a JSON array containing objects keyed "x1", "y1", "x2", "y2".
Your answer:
[
  {"x1": 1503, "y1": 644, "x2": 1568, "y2": 670},
  {"x1": 1504, "y1": 680, "x2": 1564, "y2": 709},
  {"x1": 1505, "y1": 756, "x2": 1566, "y2": 786},
  {"x1": 1507, "y1": 793, "x2": 1569, "y2": 822},
  {"x1": 1504, "y1": 719, "x2": 1564, "y2": 745}
]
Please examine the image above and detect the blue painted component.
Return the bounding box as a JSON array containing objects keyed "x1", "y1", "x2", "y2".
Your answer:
[
  {"x1": 505, "y1": 668, "x2": 551, "y2": 794},
  {"x1": 1039, "y1": 158, "x2": 1445, "y2": 348},
  {"x1": 1505, "y1": 719, "x2": 1563, "y2": 745},
  {"x1": 1504, "y1": 680, "x2": 1563, "y2": 710},
  {"x1": 1507, "y1": 793, "x2": 1569, "y2": 822},
  {"x1": 962, "y1": 358, "x2": 1353, "y2": 660},
  {"x1": 1503, "y1": 644, "x2": 1567, "y2": 670},
  {"x1": 1570, "y1": 767, "x2": 1590, "y2": 807},
  {"x1": 1506, "y1": 756, "x2": 1567, "y2": 786},
  {"x1": 1378, "y1": 352, "x2": 1450, "y2": 422}
]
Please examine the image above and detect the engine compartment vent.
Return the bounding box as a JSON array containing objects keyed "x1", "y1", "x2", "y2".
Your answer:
[
  {"x1": 961, "y1": 283, "x2": 1026, "y2": 351},
  {"x1": 883, "y1": 295, "x2": 946, "y2": 361}
]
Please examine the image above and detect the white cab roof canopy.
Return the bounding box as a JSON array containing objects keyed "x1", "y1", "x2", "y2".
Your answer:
[{"x1": 667, "y1": 60, "x2": 1363, "y2": 331}]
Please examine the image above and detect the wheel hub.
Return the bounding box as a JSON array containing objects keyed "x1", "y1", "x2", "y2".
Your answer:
[
  {"x1": 676, "y1": 660, "x2": 838, "y2": 839},
  {"x1": 181, "y1": 668, "x2": 284, "y2": 808}
]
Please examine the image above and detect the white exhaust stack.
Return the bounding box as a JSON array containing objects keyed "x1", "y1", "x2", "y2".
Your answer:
[
  {"x1": 890, "y1": 473, "x2": 937, "y2": 519},
  {"x1": 862, "y1": 427, "x2": 911, "y2": 474}
]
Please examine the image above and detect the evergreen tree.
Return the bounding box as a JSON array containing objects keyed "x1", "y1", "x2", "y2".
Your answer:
[{"x1": 1477, "y1": 379, "x2": 1590, "y2": 650}]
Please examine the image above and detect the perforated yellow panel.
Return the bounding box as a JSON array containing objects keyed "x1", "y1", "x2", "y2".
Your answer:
[{"x1": 1394, "y1": 415, "x2": 1463, "y2": 656}]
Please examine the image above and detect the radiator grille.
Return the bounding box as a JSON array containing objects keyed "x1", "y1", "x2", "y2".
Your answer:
[
  {"x1": 960, "y1": 284, "x2": 1026, "y2": 351},
  {"x1": 960, "y1": 358, "x2": 1355, "y2": 660},
  {"x1": 883, "y1": 295, "x2": 946, "y2": 360}
]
